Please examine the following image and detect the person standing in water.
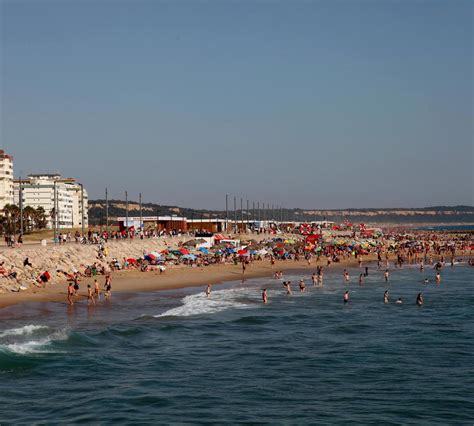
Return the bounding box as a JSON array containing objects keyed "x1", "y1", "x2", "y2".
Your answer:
[
  {"x1": 436, "y1": 272, "x2": 441, "y2": 283},
  {"x1": 299, "y1": 279, "x2": 306, "y2": 293},
  {"x1": 359, "y1": 274, "x2": 364, "y2": 285},
  {"x1": 262, "y1": 288, "x2": 268, "y2": 304},
  {"x1": 87, "y1": 284, "x2": 96, "y2": 306},
  {"x1": 206, "y1": 284, "x2": 212, "y2": 298},
  {"x1": 67, "y1": 282, "x2": 75, "y2": 306},
  {"x1": 104, "y1": 275, "x2": 112, "y2": 299},
  {"x1": 384, "y1": 269, "x2": 390, "y2": 282},
  {"x1": 383, "y1": 290, "x2": 389, "y2": 304},
  {"x1": 283, "y1": 281, "x2": 292, "y2": 295},
  {"x1": 416, "y1": 293, "x2": 424, "y2": 306},
  {"x1": 312, "y1": 273, "x2": 317, "y2": 286},
  {"x1": 94, "y1": 279, "x2": 100, "y2": 301},
  {"x1": 343, "y1": 291, "x2": 349, "y2": 304},
  {"x1": 343, "y1": 269, "x2": 349, "y2": 282}
]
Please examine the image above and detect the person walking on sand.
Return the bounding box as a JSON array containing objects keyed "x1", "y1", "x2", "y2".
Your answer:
[
  {"x1": 383, "y1": 290, "x2": 390, "y2": 304},
  {"x1": 262, "y1": 288, "x2": 268, "y2": 304},
  {"x1": 343, "y1": 291, "x2": 349, "y2": 304},
  {"x1": 67, "y1": 282, "x2": 75, "y2": 306},
  {"x1": 87, "y1": 285, "x2": 96, "y2": 306},
  {"x1": 206, "y1": 284, "x2": 212, "y2": 298}
]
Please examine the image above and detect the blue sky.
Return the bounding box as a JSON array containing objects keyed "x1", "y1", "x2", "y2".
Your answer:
[{"x1": 1, "y1": 0, "x2": 472, "y2": 209}]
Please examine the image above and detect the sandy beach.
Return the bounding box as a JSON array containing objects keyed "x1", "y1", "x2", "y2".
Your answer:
[{"x1": 0, "y1": 252, "x2": 374, "y2": 309}]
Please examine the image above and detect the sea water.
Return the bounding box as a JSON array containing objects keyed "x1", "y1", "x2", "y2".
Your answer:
[{"x1": 0, "y1": 263, "x2": 473, "y2": 424}]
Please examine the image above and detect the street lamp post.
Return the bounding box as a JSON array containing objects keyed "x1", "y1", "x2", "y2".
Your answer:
[
  {"x1": 19, "y1": 176, "x2": 23, "y2": 237},
  {"x1": 105, "y1": 187, "x2": 109, "y2": 233},
  {"x1": 78, "y1": 182, "x2": 85, "y2": 238},
  {"x1": 53, "y1": 181, "x2": 58, "y2": 244},
  {"x1": 125, "y1": 191, "x2": 129, "y2": 237}
]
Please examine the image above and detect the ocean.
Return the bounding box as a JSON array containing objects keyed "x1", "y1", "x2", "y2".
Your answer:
[{"x1": 1, "y1": 263, "x2": 473, "y2": 424}]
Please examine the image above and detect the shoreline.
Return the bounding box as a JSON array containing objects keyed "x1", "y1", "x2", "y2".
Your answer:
[{"x1": 0, "y1": 255, "x2": 374, "y2": 310}]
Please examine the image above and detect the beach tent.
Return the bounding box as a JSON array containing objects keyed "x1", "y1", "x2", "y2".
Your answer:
[{"x1": 182, "y1": 254, "x2": 197, "y2": 261}]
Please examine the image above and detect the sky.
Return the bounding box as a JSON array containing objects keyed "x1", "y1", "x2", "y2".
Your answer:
[{"x1": 1, "y1": 0, "x2": 472, "y2": 209}]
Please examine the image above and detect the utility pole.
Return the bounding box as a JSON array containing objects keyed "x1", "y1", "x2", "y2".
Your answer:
[
  {"x1": 125, "y1": 191, "x2": 129, "y2": 236},
  {"x1": 233, "y1": 196, "x2": 237, "y2": 233},
  {"x1": 258, "y1": 202, "x2": 260, "y2": 221},
  {"x1": 225, "y1": 194, "x2": 228, "y2": 233},
  {"x1": 246, "y1": 199, "x2": 249, "y2": 229},
  {"x1": 19, "y1": 176, "x2": 23, "y2": 236},
  {"x1": 79, "y1": 182, "x2": 85, "y2": 238},
  {"x1": 139, "y1": 192, "x2": 143, "y2": 233},
  {"x1": 240, "y1": 198, "x2": 243, "y2": 230},
  {"x1": 53, "y1": 181, "x2": 58, "y2": 244},
  {"x1": 252, "y1": 201, "x2": 255, "y2": 223},
  {"x1": 105, "y1": 187, "x2": 109, "y2": 233}
]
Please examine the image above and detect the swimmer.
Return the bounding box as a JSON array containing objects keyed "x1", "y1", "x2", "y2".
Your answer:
[
  {"x1": 299, "y1": 279, "x2": 305, "y2": 293},
  {"x1": 343, "y1": 291, "x2": 349, "y2": 304},
  {"x1": 436, "y1": 272, "x2": 441, "y2": 283},
  {"x1": 262, "y1": 288, "x2": 268, "y2": 304},
  {"x1": 383, "y1": 290, "x2": 389, "y2": 304},
  {"x1": 424, "y1": 278, "x2": 429, "y2": 283},
  {"x1": 384, "y1": 269, "x2": 389, "y2": 282},
  {"x1": 343, "y1": 269, "x2": 349, "y2": 282},
  {"x1": 416, "y1": 293, "x2": 424, "y2": 306},
  {"x1": 395, "y1": 297, "x2": 403, "y2": 304},
  {"x1": 206, "y1": 284, "x2": 212, "y2": 298}
]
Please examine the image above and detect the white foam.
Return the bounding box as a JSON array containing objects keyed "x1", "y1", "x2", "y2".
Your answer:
[
  {"x1": 0, "y1": 325, "x2": 49, "y2": 338},
  {"x1": 156, "y1": 288, "x2": 253, "y2": 318},
  {"x1": 0, "y1": 328, "x2": 68, "y2": 355}
]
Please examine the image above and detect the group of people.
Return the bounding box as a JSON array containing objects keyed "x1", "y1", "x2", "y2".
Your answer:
[{"x1": 67, "y1": 274, "x2": 112, "y2": 306}]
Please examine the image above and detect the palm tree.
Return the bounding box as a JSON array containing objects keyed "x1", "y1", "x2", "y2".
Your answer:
[{"x1": 1, "y1": 204, "x2": 20, "y2": 234}]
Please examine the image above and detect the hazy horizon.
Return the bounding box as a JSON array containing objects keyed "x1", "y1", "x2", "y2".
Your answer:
[{"x1": 2, "y1": 0, "x2": 473, "y2": 209}]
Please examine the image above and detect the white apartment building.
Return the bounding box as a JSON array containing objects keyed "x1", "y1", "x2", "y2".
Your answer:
[
  {"x1": 0, "y1": 150, "x2": 14, "y2": 210},
  {"x1": 14, "y1": 174, "x2": 88, "y2": 230}
]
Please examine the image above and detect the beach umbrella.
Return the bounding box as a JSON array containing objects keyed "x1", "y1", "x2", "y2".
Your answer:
[
  {"x1": 198, "y1": 247, "x2": 209, "y2": 254},
  {"x1": 127, "y1": 258, "x2": 138, "y2": 264},
  {"x1": 238, "y1": 249, "x2": 248, "y2": 255},
  {"x1": 166, "y1": 254, "x2": 178, "y2": 260}
]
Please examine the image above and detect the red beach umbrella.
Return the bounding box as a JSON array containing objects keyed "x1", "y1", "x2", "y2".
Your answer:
[{"x1": 179, "y1": 248, "x2": 190, "y2": 255}]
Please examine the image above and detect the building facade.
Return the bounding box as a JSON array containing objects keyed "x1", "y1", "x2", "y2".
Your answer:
[
  {"x1": 14, "y1": 174, "x2": 88, "y2": 230},
  {"x1": 0, "y1": 150, "x2": 14, "y2": 210}
]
